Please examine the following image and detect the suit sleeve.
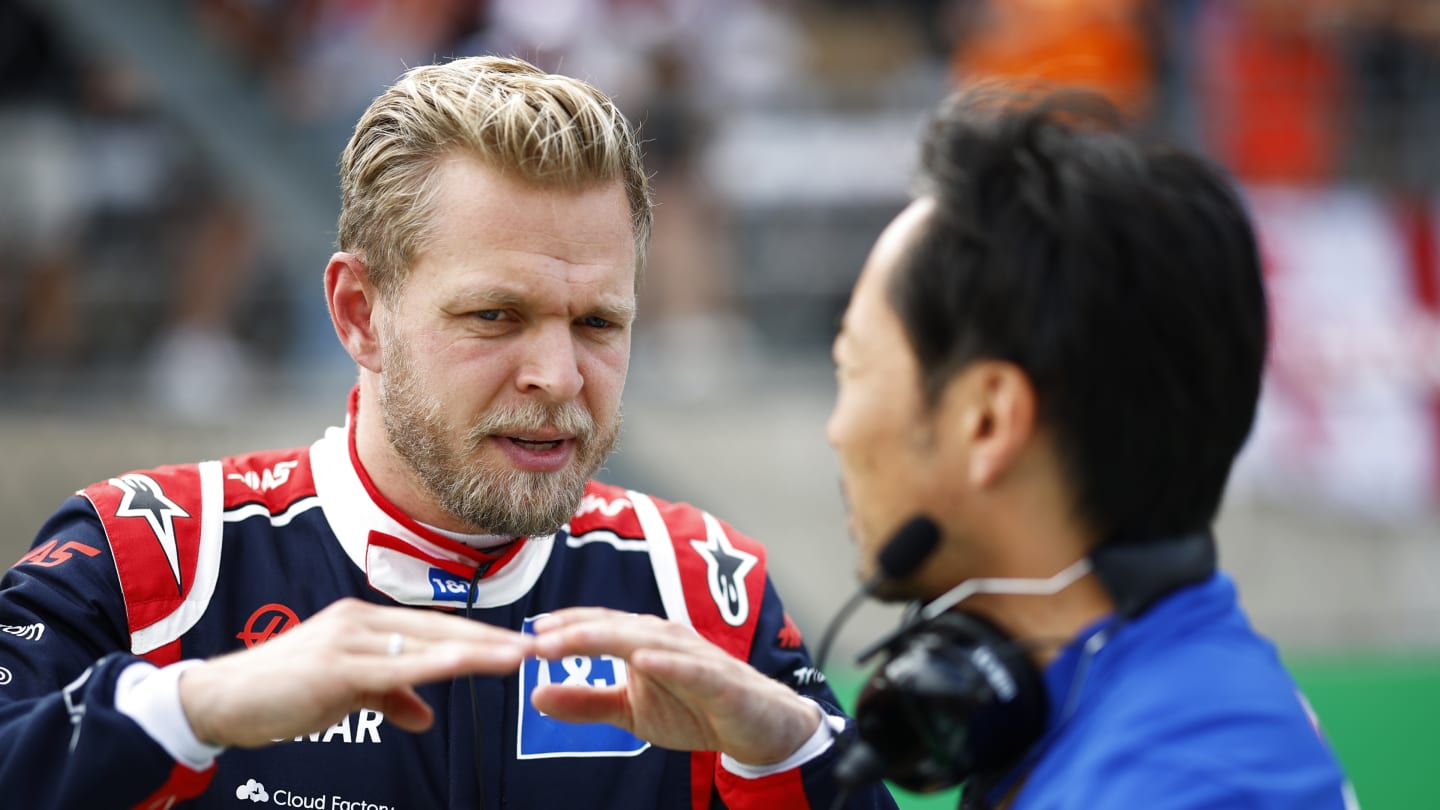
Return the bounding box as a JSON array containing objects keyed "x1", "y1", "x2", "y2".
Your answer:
[
  {"x1": 714, "y1": 576, "x2": 898, "y2": 810},
  {"x1": 0, "y1": 496, "x2": 213, "y2": 809}
]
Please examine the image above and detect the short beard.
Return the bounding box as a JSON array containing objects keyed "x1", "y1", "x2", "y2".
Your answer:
[{"x1": 379, "y1": 336, "x2": 620, "y2": 537}]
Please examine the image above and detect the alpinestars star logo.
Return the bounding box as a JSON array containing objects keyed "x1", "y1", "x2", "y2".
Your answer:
[
  {"x1": 110, "y1": 474, "x2": 190, "y2": 593},
  {"x1": 688, "y1": 512, "x2": 757, "y2": 627}
]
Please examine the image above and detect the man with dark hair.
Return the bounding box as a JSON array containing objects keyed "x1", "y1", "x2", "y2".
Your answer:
[{"x1": 827, "y1": 87, "x2": 1356, "y2": 808}]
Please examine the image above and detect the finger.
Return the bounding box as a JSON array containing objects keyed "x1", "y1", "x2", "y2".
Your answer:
[
  {"x1": 531, "y1": 616, "x2": 703, "y2": 661},
  {"x1": 313, "y1": 599, "x2": 533, "y2": 650},
  {"x1": 356, "y1": 604, "x2": 534, "y2": 647},
  {"x1": 389, "y1": 613, "x2": 531, "y2": 646},
  {"x1": 371, "y1": 685, "x2": 435, "y2": 732},
  {"x1": 630, "y1": 649, "x2": 824, "y2": 765},
  {"x1": 631, "y1": 648, "x2": 713, "y2": 683},
  {"x1": 342, "y1": 638, "x2": 531, "y2": 698},
  {"x1": 321, "y1": 637, "x2": 529, "y2": 711},
  {"x1": 531, "y1": 606, "x2": 634, "y2": 631},
  {"x1": 529, "y1": 683, "x2": 630, "y2": 728},
  {"x1": 629, "y1": 648, "x2": 741, "y2": 701},
  {"x1": 369, "y1": 630, "x2": 408, "y2": 658},
  {"x1": 628, "y1": 648, "x2": 802, "y2": 726},
  {"x1": 298, "y1": 604, "x2": 535, "y2": 665}
]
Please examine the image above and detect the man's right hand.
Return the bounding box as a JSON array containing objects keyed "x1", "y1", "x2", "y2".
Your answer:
[{"x1": 177, "y1": 598, "x2": 532, "y2": 748}]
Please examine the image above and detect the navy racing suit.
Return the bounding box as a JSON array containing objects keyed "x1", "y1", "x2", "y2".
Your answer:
[{"x1": 0, "y1": 393, "x2": 895, "y2": 810}]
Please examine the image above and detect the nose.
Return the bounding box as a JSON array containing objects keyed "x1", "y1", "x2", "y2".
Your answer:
[{"x1": 515, "y1": 322, "x2": 584, "y2": 402}]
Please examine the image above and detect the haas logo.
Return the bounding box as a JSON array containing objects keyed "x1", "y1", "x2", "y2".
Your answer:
[
  {"x1": 228, "y1": 460, "x2": 299, "y2": 493},
  {"x1": 236, "y1": 603, "x2": 300, "y2": 648}
]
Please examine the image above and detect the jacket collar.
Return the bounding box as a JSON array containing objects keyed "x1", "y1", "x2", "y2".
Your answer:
[{"x1": 309, "y1": 388, "x2": 555, "y2": 608}]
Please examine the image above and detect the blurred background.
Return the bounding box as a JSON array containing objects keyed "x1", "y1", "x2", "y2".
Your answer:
[{"x1": 1, "y1": 0, "x2": 1436, "y2": 807}]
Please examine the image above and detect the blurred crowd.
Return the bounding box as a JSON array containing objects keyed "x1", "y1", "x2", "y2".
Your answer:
[{"x1": 2, "y1": 0, "x2": 1439, "y2": 515}]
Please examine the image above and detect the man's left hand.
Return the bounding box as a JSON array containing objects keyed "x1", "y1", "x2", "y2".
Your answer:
[{"x1": 529, "y1": 607, "x2": 823, "y2": 765}]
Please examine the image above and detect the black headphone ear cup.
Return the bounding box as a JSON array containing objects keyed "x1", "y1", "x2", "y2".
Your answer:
[{"x1": 851, "y1": 612, "x2": 1048, "y2": 793}]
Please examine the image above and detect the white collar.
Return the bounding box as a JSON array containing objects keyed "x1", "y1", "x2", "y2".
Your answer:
[{"x1": 308, "y1": 422, "x2": 555, "y2": 608}]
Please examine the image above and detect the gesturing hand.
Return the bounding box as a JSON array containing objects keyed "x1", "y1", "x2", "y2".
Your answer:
[
  {"x1": 178, "y1": 598, "x2": 533, "y2": 748},
  {"x1": 528, "y1": 607, "x2": 822, "y2": 766}
]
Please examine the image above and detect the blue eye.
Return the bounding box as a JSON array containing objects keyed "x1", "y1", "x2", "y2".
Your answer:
[
  {"x1": 475, "y1": 310, "x2": 505, "y2": 321},
  {"x1": 580, "y1": 316, "x2": 612, "y2": 329}
]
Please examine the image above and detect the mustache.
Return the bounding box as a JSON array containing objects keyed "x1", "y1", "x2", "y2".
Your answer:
[{"x1": 465, "y1": 400, "x2": 596, "y2": 444}]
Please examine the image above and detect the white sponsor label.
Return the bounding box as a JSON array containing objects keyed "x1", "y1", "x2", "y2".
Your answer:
[
  {"x1": 228, "y1": 460, "x2": 300, "y2": 492},
  {"x1": 235, "y1": 777, "x2": 399, "y2": 809},
  {"x1": 279, "y1": 709, "x2": 385, "y2": 744},
  {"x1": 0, "y1": 622, "x2": 45, "y2": 641}
]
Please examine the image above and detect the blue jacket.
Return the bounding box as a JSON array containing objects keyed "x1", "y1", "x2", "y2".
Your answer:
[
  {"x1": 0, "y1": 397, "x2": 896, "y2": 810},
  {"x1": 979, "y1": 573, "x2": 1357, "y2": 810}
]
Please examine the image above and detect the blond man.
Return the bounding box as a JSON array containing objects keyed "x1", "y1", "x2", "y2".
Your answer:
[{"x1": 0, "y1": 57, "x2": 896, "y2": 810}]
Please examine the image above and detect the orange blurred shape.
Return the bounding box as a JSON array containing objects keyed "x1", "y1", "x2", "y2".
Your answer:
[{"x1": 951, "y1": 0, "x2": 1155, "y2": 118}]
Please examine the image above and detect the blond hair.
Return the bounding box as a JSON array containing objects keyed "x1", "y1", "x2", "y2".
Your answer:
[{"x1": 338, "y1": 56, "x2": 652, "y2": 297}]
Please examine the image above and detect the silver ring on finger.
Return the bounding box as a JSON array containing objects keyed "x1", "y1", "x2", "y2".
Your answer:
[{"x1": 386, "y1": 632, "x2": 405, "y2": 657}]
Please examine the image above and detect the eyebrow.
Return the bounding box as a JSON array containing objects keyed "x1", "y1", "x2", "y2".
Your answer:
[
  {"x1": 454, "y1": 287, "x2": 637, "y2": 325},
  {"x1": 458, "y1": 288, "x2": 526, "y2": 310},
  {"x1": 589, "y1": 298, "x2": 637, "y2": 325}
]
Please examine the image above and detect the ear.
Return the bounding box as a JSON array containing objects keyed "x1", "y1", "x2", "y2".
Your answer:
[
  {"x1": 325, "y1": 251, "x2": 385, "y2": 373},
  {"x1": 938, "y1": 361, "x2": 1037, "y2": 489}
]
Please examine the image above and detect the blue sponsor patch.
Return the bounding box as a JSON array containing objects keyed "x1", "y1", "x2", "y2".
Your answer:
[
  {"x1": 428, "y1": 567, "x2": 472, "y2": 602},
  {"x1": 517, "y1": 616, "x2": 649, "y2": 759}
]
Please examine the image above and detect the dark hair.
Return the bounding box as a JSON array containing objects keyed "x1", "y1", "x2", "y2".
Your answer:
[{"x1": 891, "y1": 85, "x2": 1267, "y2": 543}]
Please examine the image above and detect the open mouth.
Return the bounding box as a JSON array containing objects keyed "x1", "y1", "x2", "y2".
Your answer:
[{"x1": 505, "y1": 437, "x2": 565, "y2": 451}]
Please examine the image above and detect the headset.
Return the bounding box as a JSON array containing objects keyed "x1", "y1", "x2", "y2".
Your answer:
[{"x1": 827, "y1": 518, "x2": 1217, "y2": 803}]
